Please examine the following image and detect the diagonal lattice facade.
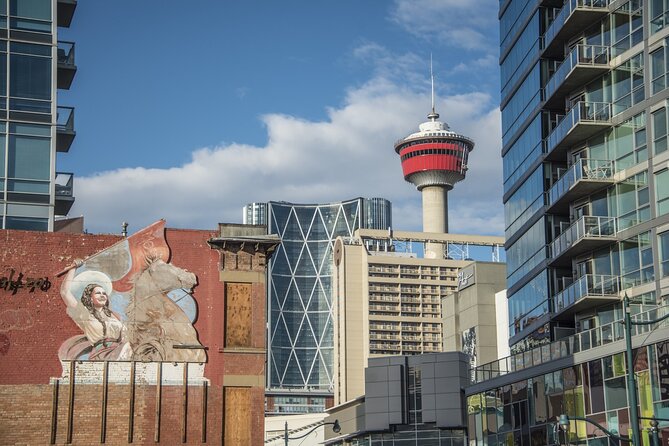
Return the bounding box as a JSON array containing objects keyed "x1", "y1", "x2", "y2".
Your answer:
[{"x1": 246, "y1": 198, "x2": 391, "y2": 392}]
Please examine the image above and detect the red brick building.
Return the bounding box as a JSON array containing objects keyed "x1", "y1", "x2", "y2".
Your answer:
[{"x1": 0, "y1": 223, "x2": 277, "y2": 445}]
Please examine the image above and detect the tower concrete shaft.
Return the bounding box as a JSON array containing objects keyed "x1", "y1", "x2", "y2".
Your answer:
[{"x1": 422, "y1": 185, "x2": 450, "y2": 258}]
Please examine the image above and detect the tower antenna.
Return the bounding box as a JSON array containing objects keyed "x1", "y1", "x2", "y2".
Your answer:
[{"x1": 428, "y1": 54, "x2": 439, "y2": 121}]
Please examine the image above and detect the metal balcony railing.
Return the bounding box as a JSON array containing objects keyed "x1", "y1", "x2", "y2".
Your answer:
[
  {"x1": 546, "y1": 101, "x2": 612, "y2": 156},
  {"x1": 547, "y1": 158, "x2": 615, "y2": 208},
  {"x1": 552, "y1": 274, "x2": 619, "y2": 314},
  {"x1": 471, "y1": 305, "x2": 669, "y2": 383},
  {"x1": 545, "y1": 44, "x2": 610, "y2": 103},
  {"x1": 550, "y1": 215, "x2": 617, "y2": 261},
  {"x1": 543, "y1": 0, "x2": 610, "y2": 52}
]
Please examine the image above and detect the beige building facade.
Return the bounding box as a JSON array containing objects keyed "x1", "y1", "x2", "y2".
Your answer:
[
  {"x1": 441, "y1": 261, "x2": 507, "y2": 368},
  {"x1": 332, "y1": 229, "x2": 504, "y2": 405}
]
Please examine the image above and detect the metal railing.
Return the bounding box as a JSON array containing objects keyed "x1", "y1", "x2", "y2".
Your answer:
[
  {"x1": 547, "y1": 158, "x2": 615, "y2": 207},
  {"x1": 550, "y1": 215, "x2": 617, "y2": 261},
  {"x1": 546, "y1": 101, "x2": 612, "y2": 155},
  {"x1": 552, "y1": 274, "x2": 619, "y2": 314},
  {"x1": 545, "y1": 44, "x2": 610, "y2": 101},
  {"x1": 472, "y1": 306, "x2": 669, "y2": 383},
  {"x1": 543, "y1": 0, "x2": 609, "y2": 50}
]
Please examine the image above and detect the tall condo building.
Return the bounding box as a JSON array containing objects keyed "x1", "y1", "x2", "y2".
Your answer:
[
  {"x1": 243, "y1": 198, "x2": 391, "y2": 414},
  {"x1": 394, "y1": 86, "x2": 474, "y2": 258},
  {"x1": 0, "y1": 0, "x2": 77, "y2": 231},
  {"x1": 501, "y1": 0, "x2": 669, "y2": 351}
]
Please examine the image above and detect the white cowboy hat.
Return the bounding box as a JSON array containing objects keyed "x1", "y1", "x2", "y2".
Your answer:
[{"x1": 70, "y1": 270, "x2": 113, "y2": 301}]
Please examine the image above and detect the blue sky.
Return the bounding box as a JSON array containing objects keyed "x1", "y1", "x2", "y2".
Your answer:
[{"x1": 57, "y1": 0, "x2": 502, "y2": 235}]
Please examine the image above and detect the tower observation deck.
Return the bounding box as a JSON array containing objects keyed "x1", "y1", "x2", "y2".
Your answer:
[{"x1": 394, "y1": 95, "x2": 474, "y2": 258}]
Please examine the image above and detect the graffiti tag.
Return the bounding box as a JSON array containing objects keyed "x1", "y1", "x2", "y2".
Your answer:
[{"x1": 0, "y1": 269, "x2": 51, "y2": 295}]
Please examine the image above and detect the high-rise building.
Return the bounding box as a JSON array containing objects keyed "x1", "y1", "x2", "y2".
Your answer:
[
  {"x1": 461, "y1": 1, "x2": 669, "y2": 444},
  {"x1": 0, "y1": 0, "x2": 77, "y2": 231},
  {"x1": 243, "y1": 198, "x2": 391, "y2": 413},
  {"x1": 501, "y1": 0, "x2": 669, "y2": 352},
  {"x1": 332, "y1": 229, "x2": 504, "y2": 405}
]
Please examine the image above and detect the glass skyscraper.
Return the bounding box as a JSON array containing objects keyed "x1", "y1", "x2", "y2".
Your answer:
[
  {"x1": 244, "y1": 197, "x2": 391, "y2": 412},
  {"x1": 501, "y1": 0, "x2": 669, "y2": 352},
  {"x1": 463, "y1": 1, "x2": 669, "y2": 443},
  {"x1": 0, "y1": 0, "x2": 77, "y2": 231}
]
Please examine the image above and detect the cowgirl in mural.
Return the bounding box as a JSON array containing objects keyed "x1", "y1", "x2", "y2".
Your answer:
[{"x1": 59, "y1": 261, "x2": 132, "y2": 360}]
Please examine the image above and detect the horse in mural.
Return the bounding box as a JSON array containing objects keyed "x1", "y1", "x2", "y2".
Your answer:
[
  {"x1": 125, "y1": 257, "x2": 206, "y2": 362},
  {"x1": 58, "y1": 258, "x2": 206, "y2": 363}
]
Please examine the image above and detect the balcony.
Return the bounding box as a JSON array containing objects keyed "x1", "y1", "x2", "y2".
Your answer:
[
  {"x1": 547, "y1": 159, "x2": 615, "y2": 213},
  {"x1": 542, "y1": 0, "x2": 610, "y2": 58},
  {"x1": 552, "y1": 274, "x2": 620, "y2": 320},
  {"x1": 55, "y1": 172, "x2": 74, "y2": 216},
  {"x1": 544, "y1": 45, "x2": 610, "y2": 109},
  {"x1": 57, "y1": 41, "x2": 77, "y2": 90},
  {"x1": 549, "y1": 215, "x2": 617, "y2": 266},
  {"x1": 545, "y1": 101, "x2": 612, "y2": 161},
  {"x1": 57, "y1": 0, "x2": 77, "y2": 27},
  {"x1": 56, "y1": 106, "x2": 75, "y2": 152}
]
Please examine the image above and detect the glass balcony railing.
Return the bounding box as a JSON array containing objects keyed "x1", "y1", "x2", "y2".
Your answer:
[
  {"x1": 552, "y1": 274, "x2": 619, "y2": 314},
  {"x1": 545, "y1": 44, "x2": 610, "y2": 103},
  {"x1": 57, "y1": 41, "x2": 75, "y2": 67},
  {"x1": 57, "y1": 106, "x2": 74, "y2": 132},
  {"x1": 550, "y1": 215, "x2": 617, "y2": 261},
  {"x1": 471, "y1": 305, "x2": 669, "y2": 383},
  {"x1": 546, "y1": 101, "x2": 611, "y2": 156},
  {"x1": 55, "y1": 172, "x2": 73, "y2": 197},
  {"x1": 543, "y1": 0, "x2": 610, "y2": 52},
  {"x1": 547, "y1": 158, "x2": 615, "y2": 208}
]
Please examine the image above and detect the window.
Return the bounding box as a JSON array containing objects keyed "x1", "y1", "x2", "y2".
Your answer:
[
  {"x1": 653, "y1": 108, "x2": 667, "y2": 154},
  {"x1": 651, "y1": 0, "x2": 669, "y2": 33},
  {"x1": 656, "y1": 169, "x2": 669, "y2": 216}
]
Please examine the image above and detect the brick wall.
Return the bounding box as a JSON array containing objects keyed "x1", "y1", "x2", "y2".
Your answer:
[{"x1": 0, "y1": 227, "x2": 269, "y2": 445}]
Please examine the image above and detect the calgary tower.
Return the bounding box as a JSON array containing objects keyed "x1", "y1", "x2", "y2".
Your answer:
[{"x1": 394, "y1": 67, "x2": 475, "y2": 258}]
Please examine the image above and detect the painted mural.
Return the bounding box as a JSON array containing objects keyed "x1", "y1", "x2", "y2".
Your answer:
[{"x1": 57, "y1": 220, "x2": 206, "y2": 362}]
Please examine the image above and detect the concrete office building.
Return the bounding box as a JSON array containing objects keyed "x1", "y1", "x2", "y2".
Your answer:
[
  {"x1": 332, "y1": 229, "x2": 504, "y2": 406},
  {"x1": 243, "y1": 198, "x2": 391, "y2": 413},
  {"x1": 323, "y1": 352, "x2": 471, "y2": 445},
  {"x1": 441, "y1": 261, "x2": 507, "y2": 368},
  {"x1": 0, "y1": 0, "x2": 78, "y2": 231},
  {"x1": 462, "y1": 0, "x2": 669, "y2": 443}
]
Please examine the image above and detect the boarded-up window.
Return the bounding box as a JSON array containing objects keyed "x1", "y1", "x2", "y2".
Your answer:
[
  {"x1": 224, "y1": 387, "x2": 251, "y2": 445},
  {"x1": 225, "y1": 283, "x2": 252, "y2": 347}
]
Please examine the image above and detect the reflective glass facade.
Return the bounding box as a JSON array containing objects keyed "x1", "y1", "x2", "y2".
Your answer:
[
  {"x1": 244, "y1": 198, "x2": 391, "y2": 393},
  {"x1": 0, "y1": 0, "x2": 77, "y2": 231},
  {"x1": 500, "y1": 0, "x2": 669, "y2": 352}
]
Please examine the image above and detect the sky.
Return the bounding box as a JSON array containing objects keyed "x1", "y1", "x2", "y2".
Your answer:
[{"x1": 57, "y1": 0, "x2": 502, "y2": 236}]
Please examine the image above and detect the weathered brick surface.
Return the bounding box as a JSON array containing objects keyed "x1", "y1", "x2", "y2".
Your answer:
[{"x1": 0, "y1": 227, "x2": 268, "y2": 445}]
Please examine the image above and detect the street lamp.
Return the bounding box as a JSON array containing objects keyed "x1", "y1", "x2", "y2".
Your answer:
[
  {"x1": 623, "y1": 294, "x2": 669, "y2": 445},
  {"x1": 283, "y1": 419, "x2": 341, "y2": 445}
]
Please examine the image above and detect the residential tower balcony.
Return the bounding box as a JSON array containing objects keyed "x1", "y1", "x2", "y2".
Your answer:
[
  {"x1": 57, "y1": 41, "x2": 77, "y2": 90},
  {"x1": 55, "y1": 172, "x2": 74, "y2": 216},
  {"x1": 549, "y1": 215, "x2": 617, "y2": 266},
  {"x1": 545, "y1": 101, "x2": 612, "y2": 161},
  {"x1": 57, "y1": 0, "x2": 77, "y2": 28},
  {"x1": 547, "y1": 159, "x2": 615, "y2": 213},
  {"x1": 56, "y1": 106, "x2": 75, "y2": 152},
  {"x1": 542, "y1": 0, "x2": 610, "y2": 58},
  {"x1": 552, "y1": 274, "x2": 620, "y2": 320},
  {"x1": 544, "y1": 44, "x2": 610, "y2": 109}
]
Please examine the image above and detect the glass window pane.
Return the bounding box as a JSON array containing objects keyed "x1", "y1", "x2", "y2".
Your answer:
[
  {"x1": 4, "y1": 216, "x2": 47, "y2": 231},
  {"x1": 9, "y1": 54, "x2": 51, "y2": 100},
  {"x1": 10, "y1": 0, "x2": 51, "y2": 21},
  {"x1": 7, "y1": 135, "x2": 50, "y2": 180}
]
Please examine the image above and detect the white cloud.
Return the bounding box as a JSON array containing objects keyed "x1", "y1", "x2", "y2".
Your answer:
[
  {"x1": 389, "y1": 0, "x2": 498, "y2": 52},
  {"x1": 72, "y1": 51, "x2": 503, "y2": 238}
]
